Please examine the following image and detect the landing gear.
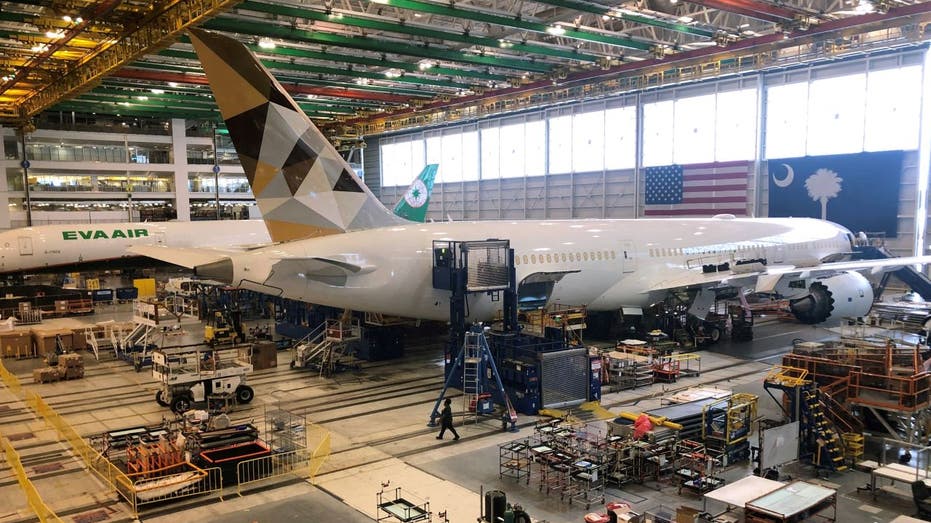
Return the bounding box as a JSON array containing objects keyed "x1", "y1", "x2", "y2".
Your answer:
[{"x1": 155, "y1": 390, "x2": 168, "y2": 407}]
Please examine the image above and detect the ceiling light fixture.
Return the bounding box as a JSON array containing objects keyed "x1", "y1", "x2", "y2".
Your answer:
[
  {"x1": 258, "y1": 38, "x2": 276, "y2": 49},
  {"x1": 167, "y1": 82, "x2": 178, "y2": 87},
  {"x1": 46, "y1": 30, "x2": 64, "y2": 39},
  {"x1": 384, "y1": 69, "x2": 401, "y2": 78},
  {"x1": 418, "y1": 60, "x2": 435, "y2": 70},
  {"x1": 546, "y1": 25, "x2": 566, "y2": 36},
  {"x1": 150, "y1": 88, "x2": 164, "y2": 94},
  {"x1": 62, "y1": 15, "x2": 72, "y2": 22}
]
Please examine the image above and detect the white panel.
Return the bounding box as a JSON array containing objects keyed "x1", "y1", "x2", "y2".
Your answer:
[
  {"x1": 499, "y1": 123, "x2": 525, "y2": 178},
  {"x1": 549, "y1": 115, "x2": 573, "y2": 175},
  {"x1": 525, "y1": 120, "x2": 546, "y2": 177},
  {"x1": 865, "y1": 66, "x2": 921, "y2": 152},
  {"x1": 605, "y1": 106, "x2": 637, "y2": 170},
  {"x1": 716, "y1": 89, "x2": 758, "y2": 161},
  {"x1": 765, "y1": 83, "x2": 808, "y2": 159},
  {"x1": 673, "y1": 94, "x2": 716, "y2": 164},
  {"x1": 807, "y1": 73, "x2": 866, "y2": 155},
  {"x1": 481, "y1": 127, "x2": 500, "y2": 180},
  {"x1": 573, "y1": 110, "x2": 605, "y2": 173},
  {"x1": 643, "y1": 100, "x2": 675, "y2": 167}
]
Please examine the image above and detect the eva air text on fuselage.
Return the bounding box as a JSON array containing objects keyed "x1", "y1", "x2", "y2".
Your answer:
[{"x1": 61, "y1": 229, "x2": 150, "y2": 240}]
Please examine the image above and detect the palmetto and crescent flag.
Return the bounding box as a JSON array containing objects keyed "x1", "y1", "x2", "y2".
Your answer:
[
  {"x1": 643, "y1": 161, "x2": 751, "y2": 216},
  {"x1": 767, "y1": 151, "x2": 903, "y2": 236}
]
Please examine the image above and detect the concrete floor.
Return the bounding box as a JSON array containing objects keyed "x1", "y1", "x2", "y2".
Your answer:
[{"x1": 0, "y1": 300, "x2": 921, "y2": 523}]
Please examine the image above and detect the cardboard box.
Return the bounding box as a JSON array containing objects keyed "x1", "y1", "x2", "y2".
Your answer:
[
  {"x1": 54, "y1": 300, "x2": 69, "y2": 314},
  {"x1": 58, "y1": 353, "x2": 83, "y2": 368},
  {"x1": 32, "y1": 366, "x2": 61, "y2": 383},
  {"x1": 1, "y1": 331, "x2": 34, "y2": 359}
]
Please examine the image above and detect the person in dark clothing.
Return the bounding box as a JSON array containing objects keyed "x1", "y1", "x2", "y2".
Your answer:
[{"x1": 437, "y1": 398, "x2": 460, "y2": 440}]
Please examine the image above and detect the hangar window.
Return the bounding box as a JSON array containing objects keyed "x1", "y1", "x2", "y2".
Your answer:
[
  {"x1": 573, "y1": 110, "x2": 605, "y2": 173},
  {"x1": 605, "y1": 106, "x2": 637, "y2": 170},
  {"x1": 807, "y1": 73, "x2": 866, "y2": 155},
  {"x1": 865, "y1": 66, "x2": 921, "y2": 151},
  {"x1": 380, "y1": 138, "x2": 426, "y2": 187}
]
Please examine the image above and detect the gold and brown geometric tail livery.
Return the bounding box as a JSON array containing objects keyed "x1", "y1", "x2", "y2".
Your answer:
[{"x1": 188, "y1": 28, "x2": 404, "y2": 243}]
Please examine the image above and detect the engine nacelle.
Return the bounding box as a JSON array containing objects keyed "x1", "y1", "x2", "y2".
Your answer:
[{"x1": 788, "y1": 271, "x2": 873, "y2": 324}]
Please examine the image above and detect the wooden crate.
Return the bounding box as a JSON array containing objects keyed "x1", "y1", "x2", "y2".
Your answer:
[
  {"x1": 31, "y1": 329, "x2": 74, "y2": 357},
  {"x1": 1, "y1": 331, "x2": 34, "y2": 359}
]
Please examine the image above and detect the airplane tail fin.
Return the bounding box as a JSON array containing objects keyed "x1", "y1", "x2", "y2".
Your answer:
[
  {"x1": 188, "y1": 28, "x2": 403, "y2": 242},
  {"x1": 393, "y1": 164, "x2": 438, "y2": 223}
]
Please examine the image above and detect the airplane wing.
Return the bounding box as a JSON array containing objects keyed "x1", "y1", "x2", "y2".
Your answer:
[
  {"x1": 642, "y1": 255, "x2": 931, "y2": 294},
  {"x1": 268, "y1": 256, "x2": 375, "y2": 285},
  {"x1": 127, "y1": 245, "x2": 234, "y2": 268}
]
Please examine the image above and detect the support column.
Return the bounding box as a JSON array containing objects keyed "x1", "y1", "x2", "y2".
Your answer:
[
  {"x1": 0, "y1": 128, "x2": 10, "y2": 229},
  {"x1": 170, "y1": 118, "x2": 191, "y2": 221}
]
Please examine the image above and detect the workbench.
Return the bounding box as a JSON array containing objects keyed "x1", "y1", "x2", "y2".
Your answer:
[
  {"x1": 871, "y1": 462, "x2": 931, "y2": 500},
  {"x1": 703, "y1": 475, "x2": 784, "y2": 517},
  {"x1": 744, "y1": 481, "x2": 836, "y2": 523}
]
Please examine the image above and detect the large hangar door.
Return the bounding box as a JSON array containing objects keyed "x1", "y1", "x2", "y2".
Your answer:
[{"x1": 540, "y1": 348, "x2": 589, "y2": 409}]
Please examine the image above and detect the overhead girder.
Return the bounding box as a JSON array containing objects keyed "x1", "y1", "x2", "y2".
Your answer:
[
  {"x1": 684, "y1": 0, "x2": 798, "y2": 24},
  {"x1": 321, "y1": 0, "x2": 655, "y2": 50},
  {"x1": 234, "y1": 1, "x2": 605, "y2": 61},
  {"x1": 0, "y1": 0, "x2": 243, "y2": 122},
  {"x1": 243, "y1": 42, "x2": 511, "y2": 81},
  {"x1": 156, "y1": 47, "x2": 480, "y2": 91},
  {"x1": 100, "y1": 79, "x2": 392, "y2": 110},
  {"x1": 111, "y1": 67, "x2": 418, "y2": 104},
  {"x1": 340, "y1": 2, "x2": 931, "y2": 136},
  {"x1": 528, "y1": 0, "x2": 719, "y2": 38},
  {"x1": 203, "y1": 17, "x2": 556, "y2": 73},
  {"x1": 0, "y1": 0, "x2": 123, "y2": 99}
]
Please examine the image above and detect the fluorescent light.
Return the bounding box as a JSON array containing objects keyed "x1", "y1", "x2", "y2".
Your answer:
[
  {"x1": 167, "y1": 82, "x2": 178, "y2": 87},
  {"x1": 63, "y1": 15, "x2": 72, "y2": 22},
  {"x1": 546, "y1": 25, "x2": 566, "y2": 36},
  {"x1": 150, "y1": 88, "x2": 164, "y2": 94},
  {"x1": 418, "y1": 60, "x2": 435, "y2": 70},
  {"x1": 678, "y1": 16, "x2": 693, "y2": 23},
  {"x1": 306, "y1": 93, "x2": 318, "y2": 99},
  {"x1": 384, "y1": 69, "x2": 401, "y2": 78},
  {"x1": 136, "y1": 96, "x2": 148, "y2": 101},
  {"x1": 75, "y1": 17, "x2": 82, "y2": 23},
  {"x1": 46, "y1": 30, "x2": 64, "y2": 39},
  {"x1": 258, "y1": 38, "x2": 275, "y2": 49}
]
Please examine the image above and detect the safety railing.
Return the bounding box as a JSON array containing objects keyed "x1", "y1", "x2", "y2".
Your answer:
[
  {"x1": 0, "y1": 359, "x2": 23, "y2": 396},
  {"x1": 236, "y1": 448, "x2": 309, "y2": 495},
  {"x1": 131, "y1": 462, "x2": 221, "y2": 509},
  {"x1": 763, "y1": 365, "x2": 810, "y2": 388},
  {"x1": 309, "y1": 423, "x2": 332, "y2": 482},
  {"x1": 848, "y1": 371, "x2": 931, "y2": 412},
  {"x1": 2, "y1": 436, "x2": 63, "y2": 522}
]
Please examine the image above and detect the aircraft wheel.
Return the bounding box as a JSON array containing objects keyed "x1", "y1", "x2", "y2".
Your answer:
[
  {"x1": 155, "y1": 390, "x2": 168, "y2": 407},
  {"x1": 236, "y1": 385, "x2": 254, "y2": 404},
  {"x1": 171, "y1": 395, "x2": 193, "y2": 413}
]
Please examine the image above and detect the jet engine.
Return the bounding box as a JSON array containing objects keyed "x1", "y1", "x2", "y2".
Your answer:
[{"x1": 788, "y1": 271, "x2": 873, "y2": 324}]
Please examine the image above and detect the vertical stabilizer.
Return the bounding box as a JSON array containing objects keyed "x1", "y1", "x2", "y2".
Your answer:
[
  {"x1": 393, "y1": 164, "x2": 438, "y2": 222},
  {"x1": 188, "y1": 28, "x2": 403, "y2": 242}
]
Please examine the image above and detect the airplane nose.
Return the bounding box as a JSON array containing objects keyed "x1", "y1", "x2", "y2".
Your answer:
[{"x1": 195, "y1": 257, "x2": 233, "y2": 283}]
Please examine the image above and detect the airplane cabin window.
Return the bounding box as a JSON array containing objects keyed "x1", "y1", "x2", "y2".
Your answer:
[
  {"x1": 561, "y1": 253, "x2": 567, "y2": 263},
  {"x1": 611, "y1": 251, "x2": 617, "y2": 259},
  {"x1": 523, "y1": 255, "x2": 529, "y2": 265},
  {"x1": 531, "y1": 254, "x2": 537, "y2": 264},
  {"x1": 546, "y1": 254, "x2": 552, "y2": 263},
  {"x1": 584, "y1": 252, "x2": 589, "y2": 261}
]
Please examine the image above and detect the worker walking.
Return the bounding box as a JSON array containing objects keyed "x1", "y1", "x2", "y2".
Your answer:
[{"x1": 436, "y1": 398, "x2": 460, "y2": 441}]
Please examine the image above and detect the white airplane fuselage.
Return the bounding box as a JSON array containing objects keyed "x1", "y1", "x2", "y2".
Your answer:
[
  {"x1": 0, "y1": 220, "x2": 271, "y2": 273},
  {"x1": 223, "y1": 216, "x2": 854, "y2": 322}
]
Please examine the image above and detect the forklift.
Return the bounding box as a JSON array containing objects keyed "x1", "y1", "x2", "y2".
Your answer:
[{"x1": 204, "y1": 309, "x2": 245, "y2": 346}]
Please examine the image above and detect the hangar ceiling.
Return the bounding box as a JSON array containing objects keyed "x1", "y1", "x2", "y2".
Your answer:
[{"x1": 1, "y1": 0, "x2": 930, "y2": 139}]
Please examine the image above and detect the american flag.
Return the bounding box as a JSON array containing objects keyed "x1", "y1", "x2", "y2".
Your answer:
[{"x1": 643, "y1": 161, "x2": 752, "y2": 216}]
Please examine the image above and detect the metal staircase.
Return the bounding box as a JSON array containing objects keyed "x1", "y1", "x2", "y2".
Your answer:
[
  {"x1": 853, "y1": 238, "x2": 931, "y2": 299},
  {"x1": 801, "y1": 389, "x2": 848, "y2": 472},
  {"x1": 762, "y1": 365, "x2": 853, "y2": 474},
  {"x1": 290, "y1": 318, "x2": 361, "y2": 376}
]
